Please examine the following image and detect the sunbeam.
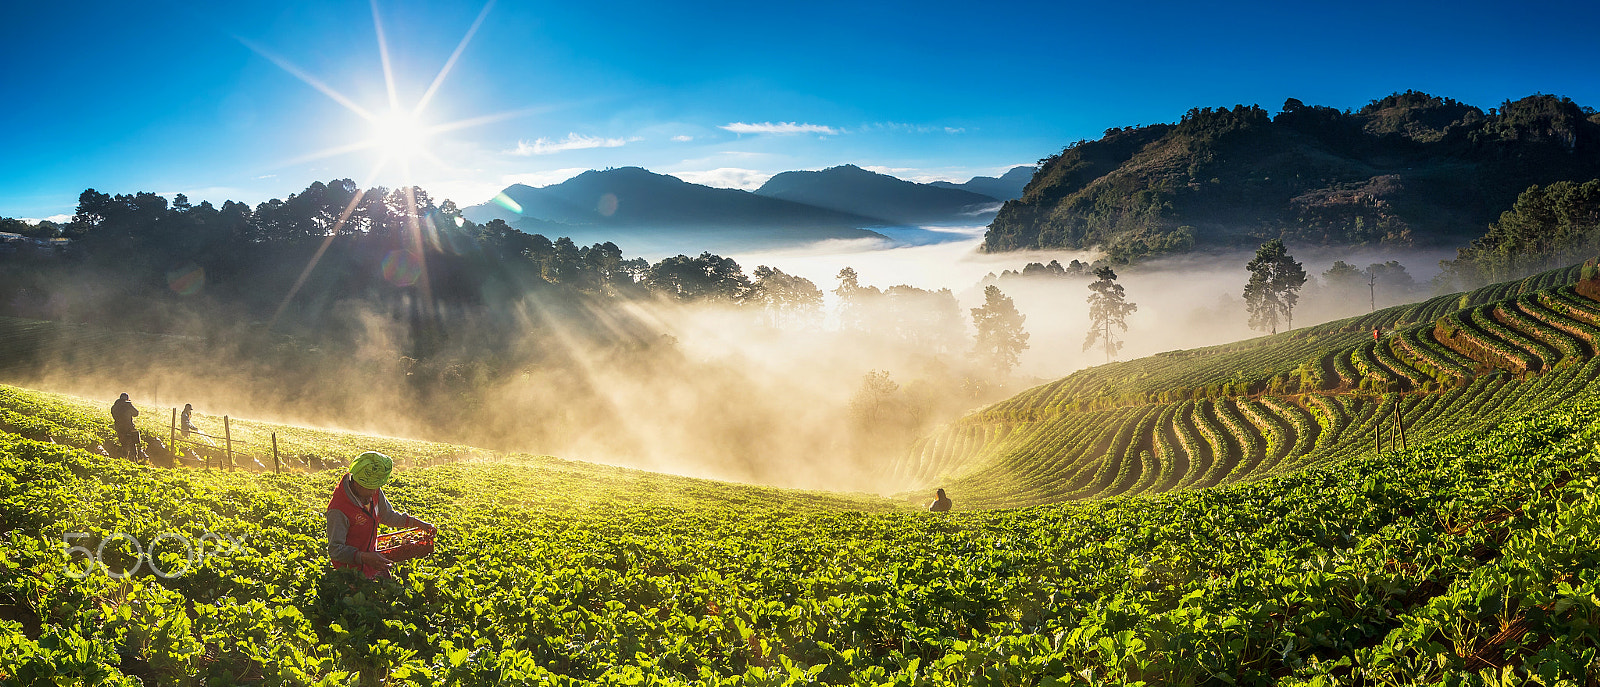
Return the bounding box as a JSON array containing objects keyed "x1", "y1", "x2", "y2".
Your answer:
[
  {"x1": 415, "y1": 0, "x2": 497, "y2": 117},
  {"x1": 234, "y1": 36, "x2": 376, "y2": 122},
  {"x1": 268, "y1": 156, "x2": 391, "y2": 329},
  {"x1": 369, "y1": 0, "x2": 402, "y2": 114}
]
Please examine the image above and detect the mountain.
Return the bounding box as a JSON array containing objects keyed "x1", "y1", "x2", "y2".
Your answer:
[
  {"x1": 985, "y1": 92, "x2": 1600, "y2": 262},
  {"x1": 753, "y1": 164, "x2": 1001, "y2": 225},
  {"x1": 462, "y1": 167, "x2": 890, "y2": 253},
  {"x1": 929, "y1": 165, "x2": 1035, "y2": 201}
]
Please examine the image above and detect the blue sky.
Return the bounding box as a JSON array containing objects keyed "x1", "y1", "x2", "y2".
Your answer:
[{"x1": 4, "y1": 0, "x2": 1599, "y2": 219}]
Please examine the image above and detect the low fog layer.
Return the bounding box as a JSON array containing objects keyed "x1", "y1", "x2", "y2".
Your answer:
[
  {"x1": 9, "y1": 231, "x2": 1459, "y2": 494},
  {"x1": 734, "y1": 235, "x2": 1458, "y2": 380}
]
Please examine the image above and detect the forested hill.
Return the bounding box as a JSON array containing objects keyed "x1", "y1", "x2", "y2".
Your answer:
[{"x1": 985, "y1": 92, "x2": 1600, "y2": 261}]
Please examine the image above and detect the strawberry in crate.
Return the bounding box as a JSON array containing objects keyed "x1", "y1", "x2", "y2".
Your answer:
[{"x1": 376, "y1": 526, "x2": 436, "y2": 563}]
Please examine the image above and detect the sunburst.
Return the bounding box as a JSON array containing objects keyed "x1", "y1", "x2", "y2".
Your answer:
[{"x1": 244, "y1": 0, "x2": 525, "y2": 328}]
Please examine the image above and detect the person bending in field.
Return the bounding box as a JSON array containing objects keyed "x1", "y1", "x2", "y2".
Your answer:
[
  {"x1": 110, "y1": 393, "x2": 140, "y2": 460},
  {"x1": 928, "y1": 488, "x2": 952, "y2": 512},
  {"x1": 181, "y1": 404, "x2": 216, "y2": 447},
  {"x1": 325, "y1": 451, "x2": 436, "y2": 579}
]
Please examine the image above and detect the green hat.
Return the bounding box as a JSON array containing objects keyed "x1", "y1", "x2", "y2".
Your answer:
[{"x1": 350, "y1": 451, "x2": 394, "y2": 489}]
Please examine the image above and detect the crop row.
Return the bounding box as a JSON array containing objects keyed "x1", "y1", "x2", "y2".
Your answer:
[
  {"x1": 1520, "y1": 295, "x2": 1600, "y2": 353},
  {"x1": 904, "y1": 272, "x2": 1600, "y2": 505},
  {"x1": 929, "y1": 352, "x2": 1600, "y2": 507},
  {"x1": 11, "y1": 376, "x2": 1600, "y2": 683},
  {"x1": 1493, "y1": 301, "x2": 1585, "y2": 361},
  {"x1": 980, "y1": 265, "x2": 1600, "y2": 424},
  {"x1": 1393, "y1": 323, "x2": 1474, "y2": 380}
]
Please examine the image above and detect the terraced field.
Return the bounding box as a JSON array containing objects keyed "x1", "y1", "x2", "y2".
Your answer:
[{"x1": 896, "y1": 262, "x2": 1600, "y2": 507}]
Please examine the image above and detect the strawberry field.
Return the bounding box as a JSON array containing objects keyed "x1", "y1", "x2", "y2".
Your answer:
[
  {"x1": 902, "y1": 263, "x2": 1600, "y2": 507},
  {"x1": 3, "y1": 376, "x2": 1600, "y2": 684}
]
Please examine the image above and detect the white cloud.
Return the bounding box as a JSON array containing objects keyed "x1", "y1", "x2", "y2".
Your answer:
[
  {"x1": 427, "y1": 180, "x2": 512, "y2": 206},
  {"x1": 720, "y1": 122, "x2": 839, "y2": 135},
  {"x1": 671, "y1": 168, "x2": 773, "y2": 190},
  {"x1": 862, "y1": 165, "x2": 915, "y2": 177},
  {"x1": 19, "y1": 214, "x2": 72, "y2": 225},
  {"x1": 861, "y1": 122, "x2": 967, "y2": 135},
  {"x1": 501, "y1": 168, "x2": 590, "y2": 188},
  {"x1": 508, "y1": 133, "x2": 636, "y2": 156},
  {"x1": 671, "y1": 134, "x2": 694, "y2": 142}
]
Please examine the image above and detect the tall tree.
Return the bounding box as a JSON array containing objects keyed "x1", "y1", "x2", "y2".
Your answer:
[
  {"x1": 971, "y1": 285, "x2": 1030, "y2": 376},
  {"x1": 750, "y1": 265, "x2": 823, "y2": 327},
  {"x1": 833, "y1": 267, "x2": 881, "y2": 331},
  {"x1": 1083, "y1": 266, "x2": 1137, "y2": 363},
  {"x1": 1243, "y1": 239, "x2": 1307, "y2": 334}
]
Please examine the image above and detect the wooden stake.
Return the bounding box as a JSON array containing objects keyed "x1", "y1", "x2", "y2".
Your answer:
[
  {"x1": 169, "y1": 408, "x2": 176, "y2": 456},
  {"x1": 224, "y1": 416, "x2": 233, "y2": 471},
  {"x1": 272, "y1": 433, "x2": 279, "y2": 474},
  {"x1": 1395, "y1": 405, "x2": 1407, "y2": 450}
]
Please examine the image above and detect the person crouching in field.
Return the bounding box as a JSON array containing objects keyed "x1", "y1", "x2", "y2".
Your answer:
[
  {"x1": 325, "y1": 451, "x2": 435, "y2": 579},
  {"x1": 110, "y1": 393, "x2": 140, "y2": 460},
  {"x1": 928, "y1": 488, "x2": 952, "y2": 512}
]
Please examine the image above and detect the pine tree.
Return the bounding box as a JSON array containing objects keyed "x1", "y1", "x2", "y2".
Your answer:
[
  {"x1": 1083, "y1": 266, "x2": 1137, "y2": 363},
  {"x1": 1243, "y1": 239, "x2": 1308, "y2": 334},
  {"x1": 971, "y1": 285, "x2": 1029, "y2": 376}
]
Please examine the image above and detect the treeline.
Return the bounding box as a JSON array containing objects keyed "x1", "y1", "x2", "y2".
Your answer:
[
  {"x1": 1439, "y1": 179, "x2": 1600, "y2": 289},
  {"x1": 0, "y1": 180, "x2": 1050, "y2": 479},
  {"x1": 0, "y1": 181, "x2": 844, "y2": 338},
  {"x1": 986, "y1": 92, "x2": 1600, "y2": 262}
]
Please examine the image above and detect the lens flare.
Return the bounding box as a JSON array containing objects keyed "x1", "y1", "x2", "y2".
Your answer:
[
  {"x1": 381, "y1": 250, "x2": 424, "y2": 286},
  {"x1": 166, "y1": 264, "x2": 205, "y2": 296},
  {"x1": 598, "y1": 192, "x2": 619, "y2": 217},
  {"x1": 491, "y1": 192, "x2": 523, "y2": 214}
]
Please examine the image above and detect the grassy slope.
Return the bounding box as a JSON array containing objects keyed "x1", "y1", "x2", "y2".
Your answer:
[
  {"x1": 891, "y1": 263, "x2": 1600, "y2": 506},
  {"x1": 2, "y1": 379, "x2": 1599, "y2": 683}
]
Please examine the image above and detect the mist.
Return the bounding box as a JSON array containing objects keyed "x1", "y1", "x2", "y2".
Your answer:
[{"x1": 3, "y1": 228, "x2": 1462, "y2": 495}]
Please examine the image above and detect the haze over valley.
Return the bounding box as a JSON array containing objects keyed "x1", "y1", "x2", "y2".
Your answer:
[{"x1": 6, "y1": 1, "x2": 1600, "y2": 681}]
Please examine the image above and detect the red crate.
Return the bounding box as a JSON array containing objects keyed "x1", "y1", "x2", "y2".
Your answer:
[{"x1": 375, "y1": 527, "x2": 435, "y2": 562}]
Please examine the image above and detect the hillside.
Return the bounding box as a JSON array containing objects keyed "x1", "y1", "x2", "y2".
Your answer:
[
  {"x1": 461, "y1": 167, "x2": 890, "y2": 253},
  {"x1": 753, "y1": 164, "x2": 1001, "y2": 225},
  {"x1": 985, "y1": 92, "x2": 1600, "y2": 261},
  {"x1": 893, "y1": 260, "x2": 1600, "y2": 508},
  {"x1": 5, "y1": 372, "x2": 1600, "y2": 681}
]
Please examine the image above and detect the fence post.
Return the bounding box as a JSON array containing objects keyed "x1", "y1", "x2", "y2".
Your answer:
[
  {"x1": 1395, "y1": 406, "x2": 1407, "y2": 451},
  {"x1": 224, "y1": 416, "x2": 233, "y2": 471},
  {"x1": 169, "y1": 408, "x2": 176, "y2": 455},
  {"x1": 272, "y1": 433, "x2": 279, "y2": 474}
]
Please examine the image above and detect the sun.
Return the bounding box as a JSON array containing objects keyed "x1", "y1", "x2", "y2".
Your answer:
[
  {"x1": 240, "y1": 0, "x2": 513, "y2": 180},
  {"x1": 371, "y1": 111, "x2": 430, "y2": 160}
]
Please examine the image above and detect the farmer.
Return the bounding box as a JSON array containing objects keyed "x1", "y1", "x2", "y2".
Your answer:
[
  {"x1": 928, "y1": 488, "x2": 952, "y2": 512},
  {"x1": 110, "y1": 393, "x2": 140, "y2": 460},
  {"x1": 180, "y1": 404, "x2": 198, "y2": 437},
  {"x1": 325, "y1": 451, "x2": 435, "y2": 579}
]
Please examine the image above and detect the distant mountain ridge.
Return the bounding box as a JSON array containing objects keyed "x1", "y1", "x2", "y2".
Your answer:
[
  {"x1": 462, "y1": 167, "x2": 889, "y2": 253},
  {"x1": 754, "y1": 164, "x2": 1001, "y2": 226},
  {"x1": 463, "y1": 165, "x2": 1032, "y2": 253},
  {"x1": 984, "y1": 92, "x2": 1600, "y2": 261},
  {"x1": 929, "y1": 165, "x2": 1034, "y2": 201}
]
